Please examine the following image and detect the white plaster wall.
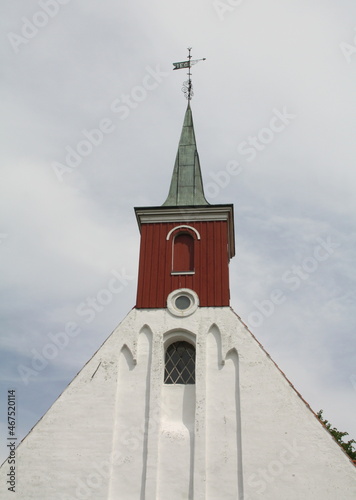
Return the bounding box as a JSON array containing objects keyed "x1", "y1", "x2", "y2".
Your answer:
[
  {"x1": 0, "y1": 332, "x2": 121, "y2": 500},
  {"x1": 158, "y1": 385, "x2": 195, "y2": 500},
  {"x1": 206, "y1": 328, "x2": 241, "y2": 499},
  {"x1": 1, "y1": 306, "x2": 356, "y2": 499},
  {"x1": 108, "y1": 328, "x2": 152, "y2": 499}
]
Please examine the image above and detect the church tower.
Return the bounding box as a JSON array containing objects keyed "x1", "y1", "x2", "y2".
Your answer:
[
  {"x1": 135, "y1": 102, "x2": 234, "y2": 310},
  {"x1": 1, "y1": 79, "x2": 356, "y2": 500}
]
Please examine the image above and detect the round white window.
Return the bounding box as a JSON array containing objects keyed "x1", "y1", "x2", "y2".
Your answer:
[{"x1": 167, "y1": 289, "x2": 199, "y2": 317}]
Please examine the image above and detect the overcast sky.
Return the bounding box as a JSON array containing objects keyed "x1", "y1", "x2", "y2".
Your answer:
[{"x1": 1, "y1": 0, "x2": 356, "y2": 463}]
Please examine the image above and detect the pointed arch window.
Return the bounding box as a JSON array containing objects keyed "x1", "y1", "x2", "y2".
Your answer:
[
  {"x1": 164, "y1": 341, "x2": 196, "y2": 384},
  {"x1": 173, "y1": 233, "x2": 194, "y2": 273}
]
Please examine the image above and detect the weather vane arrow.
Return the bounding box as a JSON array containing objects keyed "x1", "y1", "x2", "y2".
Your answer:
[{"x1": 172, "y1": 47, "x2": 206, "y2": 101}]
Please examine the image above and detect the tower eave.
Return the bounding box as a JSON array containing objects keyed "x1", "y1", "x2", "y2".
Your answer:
[{"x1": 134, "y1": 204, "x2": 235, "y2": 259}]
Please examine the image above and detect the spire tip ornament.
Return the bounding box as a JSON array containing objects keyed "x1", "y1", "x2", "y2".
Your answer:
[{"x1": 173, "y1": 47, "x2": 206, "y2": 101}]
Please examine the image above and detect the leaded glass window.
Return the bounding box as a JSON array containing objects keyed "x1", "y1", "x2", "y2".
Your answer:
[{"x1": 164, "y1": 341, "x2": 196, "y2": 384}]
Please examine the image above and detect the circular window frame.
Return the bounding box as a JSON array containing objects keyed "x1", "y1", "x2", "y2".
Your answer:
[{"x1": 167, "y1": 288, "x2": 199, "y2": 317}]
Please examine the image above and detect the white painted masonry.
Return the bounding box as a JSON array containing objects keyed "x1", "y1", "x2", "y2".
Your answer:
[{"x1": 1, "y1": 305, "x2": 356, "y2": 499}]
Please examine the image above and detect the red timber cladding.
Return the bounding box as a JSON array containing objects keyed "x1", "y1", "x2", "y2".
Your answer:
[{"x1": 136, "y1": 220, "x2": 230, "y2": 308}]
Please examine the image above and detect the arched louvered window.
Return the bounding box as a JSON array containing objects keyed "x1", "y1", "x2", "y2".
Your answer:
[
  {"x1": 173, "y1": 233, "x2": 194, "y2": 272},
  {"x1": 164, "y1": 341, "x2": 196, "y2": 384}
]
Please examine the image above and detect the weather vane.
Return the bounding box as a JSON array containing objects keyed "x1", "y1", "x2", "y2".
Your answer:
[{"x1": 173, "y1": 47, "x2": 206, "y2": 101}]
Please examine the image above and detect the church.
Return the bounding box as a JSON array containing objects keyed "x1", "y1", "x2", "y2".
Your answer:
[{"x1": 1, "y1": 66, "x2": 356, "y2": 499}]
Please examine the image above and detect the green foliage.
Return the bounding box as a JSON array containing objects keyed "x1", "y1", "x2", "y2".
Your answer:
[{"x1": 317, "y1": 410, "x2": 356, "y2": 461}]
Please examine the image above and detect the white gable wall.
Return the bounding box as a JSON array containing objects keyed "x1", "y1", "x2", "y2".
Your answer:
[{"x1": 1, "y1": 306, "x2": 355, "y2": 499}]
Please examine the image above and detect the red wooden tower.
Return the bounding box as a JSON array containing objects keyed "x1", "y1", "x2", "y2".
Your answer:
[{"x1": 135, "y1": 103, "x2": 235, "y2": 309}]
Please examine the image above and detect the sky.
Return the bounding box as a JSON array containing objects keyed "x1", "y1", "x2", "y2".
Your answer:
[{"x1": 1, "y1": 0, "x2": 356, "y2": 463}]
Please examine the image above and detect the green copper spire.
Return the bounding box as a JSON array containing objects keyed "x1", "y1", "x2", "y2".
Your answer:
[{"x1": 163, "y1": 103, "x2": 209, "y2": 206}]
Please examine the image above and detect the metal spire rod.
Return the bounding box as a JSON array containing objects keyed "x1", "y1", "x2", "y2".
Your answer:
[
  {"x1": 186, "y1": 47, "x2": 193, "y2": 100},
  {"x1": 173, "y1": 47, "x2": 206, "y2": 101}
]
